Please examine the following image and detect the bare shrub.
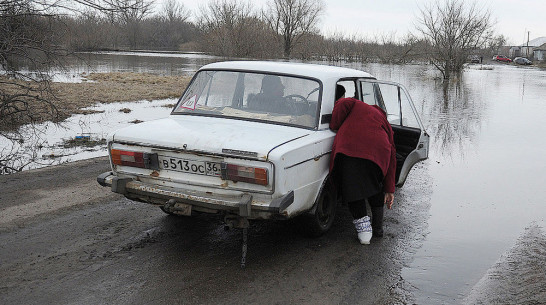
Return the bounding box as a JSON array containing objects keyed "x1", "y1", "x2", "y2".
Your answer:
[
  {"x1": 416, "y1": 0, "x2": 493, "y2": 79},
  {"x1": 197, "y1": 0, "x2": 276, "y2": 58}
]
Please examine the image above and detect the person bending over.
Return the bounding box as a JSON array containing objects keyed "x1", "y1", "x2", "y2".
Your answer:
[{"x1": 329, "y1": 97, "x2": 396, "y2": 244}]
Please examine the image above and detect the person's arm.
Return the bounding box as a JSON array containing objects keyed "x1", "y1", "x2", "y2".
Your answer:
[
  {"x1": 329, "y1": 98, "x2": 354, "y2": 131},
  {"x1": 384, "y1": 193, "x2": 394, "y2": 209}
]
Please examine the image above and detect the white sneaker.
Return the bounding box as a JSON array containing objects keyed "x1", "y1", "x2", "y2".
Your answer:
[{"x1": 353, "y1": 216, "x2": 373, "y2": 245}]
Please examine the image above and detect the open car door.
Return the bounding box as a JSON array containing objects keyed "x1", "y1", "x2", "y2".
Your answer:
[{"x1": 358, "y1": 79, "x2": 429, "y2": 187}]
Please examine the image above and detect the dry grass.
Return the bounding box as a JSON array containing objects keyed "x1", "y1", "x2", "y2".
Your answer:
[
  {"x1": 55, "y1": 72, "x2": 190, "y2": 115},
  {"x1": 1, "y1": 72, "x2": 191, "y2": 130}
]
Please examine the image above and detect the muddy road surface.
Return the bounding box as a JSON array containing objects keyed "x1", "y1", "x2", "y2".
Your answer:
[
  {"x1": 1, "y1": 157, "x2": 432, "y2": 304},
  {"x1": 2, "y1": 157, "x2": 545, "y2": 304}
]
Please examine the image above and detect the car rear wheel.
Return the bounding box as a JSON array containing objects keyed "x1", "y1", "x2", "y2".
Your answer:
[{"x1": 303, "y1": 179, "x2": 337, "y2": 237}]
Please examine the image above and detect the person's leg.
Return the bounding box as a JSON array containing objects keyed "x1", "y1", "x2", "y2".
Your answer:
[
  {"x1": 348, "y1": 198, "x2": 367, "y2": 219},
  {"x1": 348, "y1": 199, "x2": 372, "y2": 244},
  {"x1": 368, "y1": 192, "x2": 385, "y2": 237}
]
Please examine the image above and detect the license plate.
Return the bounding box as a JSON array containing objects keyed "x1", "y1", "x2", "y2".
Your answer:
[{"x1": 159, "y1": 156, "x2": 222, "y2": 176}]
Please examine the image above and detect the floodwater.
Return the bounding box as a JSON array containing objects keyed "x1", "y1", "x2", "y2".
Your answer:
[
  {"x1": 3, "y1": 52, "x2": 546, "y2": 303},
  {"x1": 13, "y1": 51, "x2": 218, "y2": 82},
  {"x1": 357, "y1": 62, "x2": 546, "y2": 303},
  {"x1": 390, "y1": 63, "x2": 546, "y2": 303}
]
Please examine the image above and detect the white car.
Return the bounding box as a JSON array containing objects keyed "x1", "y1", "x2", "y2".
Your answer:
[{"x1": 97, "y1": 61, "x2": 429, "y2": 236}]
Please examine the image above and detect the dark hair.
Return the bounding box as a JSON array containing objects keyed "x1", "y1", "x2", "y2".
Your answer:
[{"x1": 335, "y1": 84, "x2": 346, "y2": 100}]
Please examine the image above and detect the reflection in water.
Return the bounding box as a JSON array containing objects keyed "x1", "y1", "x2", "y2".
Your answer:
[{"x1": 427, "y1": 76, "x2": 486, "y2": 159}]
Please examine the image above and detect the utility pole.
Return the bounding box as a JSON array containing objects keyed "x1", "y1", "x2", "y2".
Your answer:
[{"x1": 527, "y1": 31, "x2": 530, "y2": 57}]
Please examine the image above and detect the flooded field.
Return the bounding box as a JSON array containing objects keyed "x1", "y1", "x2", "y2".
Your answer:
[{"x1": 2, "y1": 52, "x2": 546, "y2": 303}]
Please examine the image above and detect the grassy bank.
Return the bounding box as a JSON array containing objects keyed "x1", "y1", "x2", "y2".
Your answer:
[
  {"x1": 1, "y1": 72, "x2": 191, "y2": 130},
  {"x1": 57, "y1": 72, "x2": 191, "y2": 117}
]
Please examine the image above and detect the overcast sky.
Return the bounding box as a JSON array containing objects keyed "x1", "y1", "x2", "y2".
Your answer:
[{"x1": 166, "y1": 0, "x2": 543, "y2": 46}]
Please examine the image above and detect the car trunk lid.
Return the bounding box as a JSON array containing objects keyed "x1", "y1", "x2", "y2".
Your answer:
[{"x1": 111, "y1": 115, "x2": 311, "y2": 159}]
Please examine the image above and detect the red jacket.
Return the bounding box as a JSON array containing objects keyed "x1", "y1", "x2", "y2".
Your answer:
[{"x1": 329, "y1": 98, "x2": 397, "y2": 193}]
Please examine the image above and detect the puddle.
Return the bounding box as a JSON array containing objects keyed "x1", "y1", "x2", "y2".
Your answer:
[{"x1": 0, "y1": 99, "x2": 177, "y2": 173}]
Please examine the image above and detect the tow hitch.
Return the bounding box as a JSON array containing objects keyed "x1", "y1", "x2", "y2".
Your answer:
[
  {"x1": 224, "y1": 215, "x2": 250, "y2": 268},
  {"x1": 163, "y1": 199, "x2": 192, "y2": 216}
]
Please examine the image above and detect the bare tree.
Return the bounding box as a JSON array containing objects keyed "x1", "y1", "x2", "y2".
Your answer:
[
  {"x1": 108, "y1": 0, "x2": 154, "y2": 49},
  {"x1": 198, "y1": 0, "x2": 273, "y2": 58},
  {"x1": 0, "y1": 0, "x2": 146, "y2": 173},
  {"x1": 488, "y1": 34, "x2": 506, "y2": 55},
  {"x1": 416, "y1": 0, "x2": 493, "y2": 79},
  {"x1": 160, "y1": 0, "x2": 190, "y2": 23},
  {"x1": 142, "y1": 0, "x2": 193, "y2": 50},
  {"x1": 1, "y1": 0, "x2": 65, "y2": 173},
  {"x1": 1, "y1": 1, "x2": 64, "y2": 125},
  {"x1": 1, "y1": 0, "x2": 150, "y2": 130},
  {"x1": 263, "y1": 0, "x2": 323, "y2": 58}
]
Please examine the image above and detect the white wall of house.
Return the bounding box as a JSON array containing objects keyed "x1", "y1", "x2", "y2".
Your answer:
[{"x1": 534, "y1": 50, "x2": 545, "y2": 61}]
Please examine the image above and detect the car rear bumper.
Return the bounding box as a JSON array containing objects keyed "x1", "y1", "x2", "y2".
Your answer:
[{"x1": 97, "y1": 172, "x2": 293, "y2": 219}]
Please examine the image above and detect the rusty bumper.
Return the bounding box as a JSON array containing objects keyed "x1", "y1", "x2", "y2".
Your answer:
[{"x1": 97, "y1": 172, "x2": 293, "y2": 219}]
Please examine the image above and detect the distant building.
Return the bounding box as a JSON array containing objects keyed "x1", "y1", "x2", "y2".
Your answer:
[
  {"x1": 534, "y1": 43, "x2": 546, "y2": 61},
  {"x1": 509, "y1": 46, "x2": 521, "y2": 58},
  {"x1": 519, "y1": 36, "x2": 546, "y2": 58}
]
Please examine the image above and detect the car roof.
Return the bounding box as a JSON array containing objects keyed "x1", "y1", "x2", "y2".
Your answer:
[{"x1": 199, "y1": 61, "x2": 375, "y2": 81}]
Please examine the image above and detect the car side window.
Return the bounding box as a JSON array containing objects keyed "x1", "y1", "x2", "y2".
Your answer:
[
  {"x1": 376, "y1": 82, "x2": 421, "y2": 128},
  {"x1": 377, "y1": 83, "x2": 399, "y2": 120},
  {"x1": 399, "y1": 88, "x2": 420, "y2": 128},
  {"x1": 360, "y1": 81, "x2": 378, "y2": 106}
]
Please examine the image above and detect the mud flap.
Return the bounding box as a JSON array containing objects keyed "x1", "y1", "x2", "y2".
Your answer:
[
  {"x1": 111, "y1": 177, "x2": 132, "y2": 194},
  {"x1": 238, "y1": 194, "x2": 252, "y2": 217}
]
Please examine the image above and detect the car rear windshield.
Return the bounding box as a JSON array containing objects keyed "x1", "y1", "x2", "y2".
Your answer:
[{"x1": 172, "y1": 70, "x2": 321, "y2": 129}]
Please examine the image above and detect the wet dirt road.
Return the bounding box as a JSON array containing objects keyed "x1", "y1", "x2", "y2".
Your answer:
[
  {"x1": 1, "y1": 157, "x2": 432, "y2": 305},
  {"x1": 2, "y1": 158, "x2": 546, "y2": 305}
]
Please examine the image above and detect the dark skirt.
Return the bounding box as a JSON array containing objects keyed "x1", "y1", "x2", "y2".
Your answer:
[{"x1": 334, "y1": 154, "x2": 384, "y2": 204}]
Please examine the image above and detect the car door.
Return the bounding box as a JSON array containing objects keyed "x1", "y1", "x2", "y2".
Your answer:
[{"x1": 358, "y1": 79, "x2": 430, "y2": 186}]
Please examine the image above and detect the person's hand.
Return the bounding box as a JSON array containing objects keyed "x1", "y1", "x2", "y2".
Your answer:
[{"x1": 384, "y1": 193, "x2": 394, "y2": 209}]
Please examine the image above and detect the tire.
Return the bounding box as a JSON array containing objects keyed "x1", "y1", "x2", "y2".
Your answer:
[{"x1": 303, "y1": 179, "x2": 337, "y2": 237}]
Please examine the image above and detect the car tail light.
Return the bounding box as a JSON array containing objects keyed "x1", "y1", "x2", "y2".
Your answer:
[
  {"x1": 222, "y1": 163, "x2": 268, "y2": 186},
  {"x1": 111, "y1": 149, "x2": 159, "y2": 170}
]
